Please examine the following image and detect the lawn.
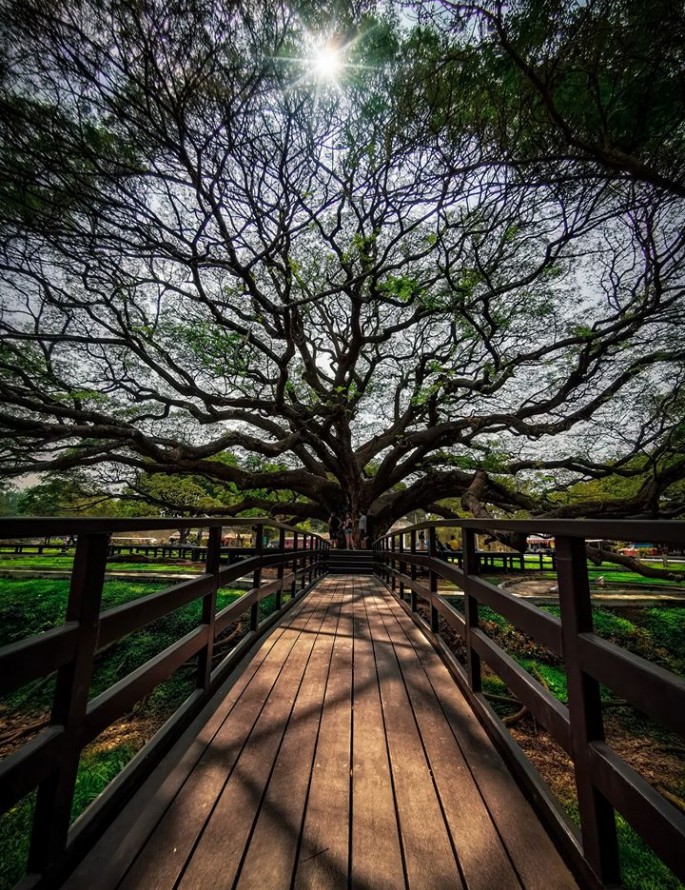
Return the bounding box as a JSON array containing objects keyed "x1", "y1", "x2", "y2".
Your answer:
[{"x1": 0, "y1": 553, "x2": 204, "y2": 573}]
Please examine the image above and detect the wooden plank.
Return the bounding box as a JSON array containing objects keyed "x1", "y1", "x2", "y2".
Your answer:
[
  {"x1": 362, "y1": 584, "x2": 463, "y2": 889},
  {"x1": 577, "y1": 632, "x2": 685, "y2": 736},
  {"x1": 349, "y1": 578, "x2": 406, "y2": 890},
  {"x1": 293, "y1": 582, "x2": 353, "y2": 890},
  {"x1": 384, "y1": 590, "x2": 579, "y2": 890},
  {"x1": 0, "y1": 728, "x2": 64, "y2": 815},
  {"x1": 235, "y1": 581, "x2": 345, "y2": 887},
  {"x1": 0, "y1": 623, "x2": 78, "y2": 696},
  {"x1": 374, "y1": 587, "x2": 523, "y2": 890},
  {"x1": 174, "y1": 591, "x2": 333, "y2": 889},
  {"x1": 68, "y1": 589, "x2": 327, "y2": 890}
]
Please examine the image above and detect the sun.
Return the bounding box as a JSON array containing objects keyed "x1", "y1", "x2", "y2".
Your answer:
[{"x1": 313, "y1": 45, "x2": 342, "y2": 81}]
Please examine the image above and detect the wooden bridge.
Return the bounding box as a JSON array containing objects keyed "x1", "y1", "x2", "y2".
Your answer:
[
  {"x1": 0, "y1": 517, "x2": 684, "y2": 889},
  {"x1": 66, "y1": 575, "x2": 576, "y2": 890}
]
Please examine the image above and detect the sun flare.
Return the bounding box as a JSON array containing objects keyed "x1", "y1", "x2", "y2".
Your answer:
[{"x1": 313, "y1": 45, "x2": 341, "y2": 80}]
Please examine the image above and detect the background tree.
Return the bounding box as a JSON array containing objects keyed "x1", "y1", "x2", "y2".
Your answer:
[
  {"x1": 13, "y1": 474, "x2": 118, "y2": 518},
  {"x1": 0, "y1": 482, "x2": 19, "y2": 517},
  {"x1": 0, "y1": 0, "x2": 683, "y2": 541}
]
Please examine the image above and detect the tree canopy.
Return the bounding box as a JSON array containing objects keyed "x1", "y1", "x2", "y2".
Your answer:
[{"x1": 0, "y1": 0, "x2": 684, "y2": 534}]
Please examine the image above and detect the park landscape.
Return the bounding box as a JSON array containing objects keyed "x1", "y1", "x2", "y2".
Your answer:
[{"x1": 1, "y1": 0, "x2": 685, "y2": 888}]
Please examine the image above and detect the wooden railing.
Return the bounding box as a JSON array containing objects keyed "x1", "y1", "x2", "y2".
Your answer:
[
  {"x1": 0, "y1": 517, "x2": 328, "y2": 888},
  {"x1": 375, "y1": 519, "x2": 685, "y2": 889}
]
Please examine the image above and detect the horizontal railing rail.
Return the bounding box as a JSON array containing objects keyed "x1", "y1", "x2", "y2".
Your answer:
[
  {"x1": 374, "y1": 518, "x2": 685, "y2": 889},
  {"x1": 0, "y1": 517, "x2": 328, "y2": 887}
]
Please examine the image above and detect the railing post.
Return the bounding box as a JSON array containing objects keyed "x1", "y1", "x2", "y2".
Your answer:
[
  {"x1": 429, "y1": 526, "x2": 439, "y2": 633},
  {"x1": 319, "y1": 538, "x2": 326, "y2": 577},
  {"x1": 391, "y1": 535, "x2": 397, "y2": 593},
  {"x1": 399, "y1": 533, "x2": 406, "y2": 601},
  {"x1": 251, "y1": 525, "x2": 262, "y2": 631},
  {"x1": 410, "y1": 529, "x2": 418, "y2": 612},
  {"x1": 197, "y1": 525, "x2": 221, "y2": 690},
  {"x1": 300, "y1": 534, "x2": 306, "y2": 590},
  {"x1": 291, "y1": 532, "x2": 298, "y2": 598},
  {"x1": 302, "y1": 534, "x2": 308, "y2": 587},
  {"x1": 307, "y1": 534, "x2": 314, "y2": 586},
  {"x1": 556, "y1": 535, "x2": 620, "y2": 885},
  {"x1": 28, "y1": 532, "x2": 109, "y2": 874},
  {"x1": 276, "y1": 527, "x2": 286, "y2": 610},
  {"x1": 463, "y1": 528, "x2": 481, "y2": 693}
]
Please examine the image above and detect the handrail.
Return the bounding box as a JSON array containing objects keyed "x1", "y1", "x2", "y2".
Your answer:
[
  {"x1": 382, "y1": 516, "x2": 685, "y2": 543},
  {"x1": 0, "y1": 516, "x2": 307, "y2": 535},
  {"x1": 0, "y1": 516, "x2": 328, "y2": 887},
  {"x1": 374, "y1": 519, "x2": 685, "y2": 889}
]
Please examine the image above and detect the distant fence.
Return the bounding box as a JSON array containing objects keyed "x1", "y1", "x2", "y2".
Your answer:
[
  {"x1": 0, "y1": 517, "x2": 328, "y2": 888},
  {"x1": 0, "y1": 540, "x2": 556, "y2": 572},
  {"x1": 375, "y1": 518, "x2": 685, "y2": 889}
]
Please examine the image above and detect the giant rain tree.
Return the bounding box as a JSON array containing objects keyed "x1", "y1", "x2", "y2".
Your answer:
[{"x1": 0, "y1": 0, "x2": 684, "y2": 537}]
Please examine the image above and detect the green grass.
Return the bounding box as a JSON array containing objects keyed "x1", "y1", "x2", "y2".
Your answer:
[
  {"x1": 585, "y1": 565, "x2": 685, "y2": 587},
  {"x1": 523, "y1": 555, "x2": 556, "y2": 568},
  {"x1": 643, "y1": 608, "x2": 685, "y2": 665},
  {"x1": 0, "y1": 578, "x2": 168, "y2": 646},
  {"x1": 71, "y1": 744, "x2": 142, "y2": 823},
  {"x1": 0, "y1": 792, "x2": 35, "y2": 890},
  {"x1": 618, "y1": 814, "x2": 684, "y2": 890},
  {"x1": 519, "y1": 659, "x2": 569, "y2": 701},
  {"x1": 0, "y1": 554, "x2": 203, "y2": 573}
]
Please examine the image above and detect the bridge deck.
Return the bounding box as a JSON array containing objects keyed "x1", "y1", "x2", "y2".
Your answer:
[{"x1": 66, "y1": 577, "x2": 579, "y2": 890}]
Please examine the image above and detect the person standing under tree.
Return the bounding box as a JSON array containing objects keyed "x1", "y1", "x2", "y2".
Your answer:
[
  {"x1": 358, "y1": 513, "x2": 368, "y2": 549},
  {"x1": 328, "y1": 512, "x2": 340, "y2": 548},
  {"x1": 343, "y1": 512, "x2": 354, "y2": 550}
]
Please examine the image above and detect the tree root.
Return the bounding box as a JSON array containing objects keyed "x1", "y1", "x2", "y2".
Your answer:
[
  {"x1": 483, "y1": 692, "x2": 522, "y2": 707},
  {"x1": 0, "y1": 717, "x2": 49, "y2": 746},
  {"x1": 659, "y1": 787, "x2": 685, "y2": 814},
  {"x1": 212, "y1": 624, "x2": 243, "y2": 654},
  {"x1": 503, "y1": 705, "x2": 529, "y2": 726},
  {"x1": 483, "y1": 692, "x2": 529, "y2": 726}
]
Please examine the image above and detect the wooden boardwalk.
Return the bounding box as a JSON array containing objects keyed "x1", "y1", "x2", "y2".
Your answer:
[{"x1": 66, "y1": 576, "x2": 579, "y2": 890}]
